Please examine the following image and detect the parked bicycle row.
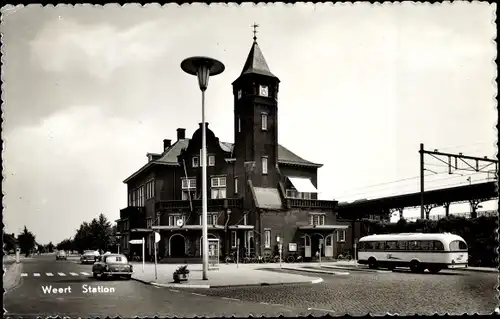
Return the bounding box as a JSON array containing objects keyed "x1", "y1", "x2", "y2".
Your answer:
[{"x1": 224, "y1": 252, "x2": 353, "y2": 264}]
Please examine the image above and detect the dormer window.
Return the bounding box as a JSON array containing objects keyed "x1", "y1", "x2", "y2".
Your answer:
[
  {"x1": 208, "y1": 155, "x2": 215, "y2": 167},
  {"x1": 261, "y1": 113, "x2": 268, "y2": 131},
  {"x1": 192, "y1": 156, "x2": 200, "y2": 168}
]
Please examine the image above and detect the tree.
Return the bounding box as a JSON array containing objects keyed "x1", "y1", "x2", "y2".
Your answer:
[
  {"x1": 17, "y1": 226, "x2": 36, "y2": 257},
  {"x1": 89, "y1": 214, "x2": 113, "y2": 252},
  {"x1": 3, "y1": 233, "x2": 17, "y2": 252},
  {"x1": 74, "y1": 222, "x2": 92, "y2": 254},
  {"x1": 56, "y1": 238, "x2": 74, "y2": 252},
  {"x1": 44, "y1": 242, "x2": 55, "y2": 253}
]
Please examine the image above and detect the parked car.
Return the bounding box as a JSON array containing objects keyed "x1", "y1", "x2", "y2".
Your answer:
[
  {"x1": 81, "y1": 251, "x2": 99, "y2": 264},
  {"x1": 56, "y1": 250, "x2": 67, "y2": 260},
  {"x1": 92, "y1": 254, "x2": 133, "y2": 280}
]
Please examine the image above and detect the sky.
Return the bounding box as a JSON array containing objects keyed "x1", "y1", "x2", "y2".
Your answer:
[{"x1": 1, "y1": 3, "x2": 497, "y2": 244}]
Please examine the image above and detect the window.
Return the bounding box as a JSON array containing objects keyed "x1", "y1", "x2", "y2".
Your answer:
[
  {"x1": 309, "y1": 214, "x2": 325, "y2": 226},
  {"x1": 182, "y1": 178, "x2": 196, "y2": 189},
  {"x1": 286, "y1": 189, "x2": 297, "y2": 198},
  {"x1": 261, "y1": 113, "x2": 268, "y2": 131},
  {"x1": 237, "y1": 117, "x2": 241, "y2": 133},
  {"x1": 146, "y1": 218, "x2": 152, "y2": 228},
  {"x1": 374, "y1": 241, "x2": 385, "y2": 250},
  {"x1": 449, "y1": 240, "x2": 468, "y2": 251},
  {"x1": 146, "y1": 180, "x2": 155, "y2": 199},
  {"x1": 408, "y1": 240, "x2": 419, "y2": 251},
  {"x1": 326, "y1": 236, "x2": 332, "y2": 246},
  {"x1": 211, "y1": 176, "x2": 227, "y2": 199},
  {"x1": 337, "y1": 229, "x2": 346, "y2": 242},
  {"x1": 237, "y1": 89, "x2": 242, "y2": 100},
  {"x1": 169, "y1": 215, "x2": 185, "y2": 227},
  {"x1": 192, "y1": 156, "x2": 200, "y2": 168},
  {"x1": 182, "y1": 190, "x2": 196, "y2": 201},
  {"x1": 418, "y1": 240, "x2": 433, "y2": 251},
  {"x1": 433, "y1": 240, "x2": 445, "y2": 251},
  {"x1": 264, "y1": 230, "x2": 271, "y2": 248},
  {"x1": 231, "y1": 231, "x2": 237, "y2": 248},
  {"x1": 208, "y1": 155, "x2": 215, "y2": 167},
  {"x1": 243, "y1": 213, "x2": 247, "y2": 225},
  {"x1": 302, "y1": 192, "x2": 312, "y2": 200},
  {"x1": 396, "y1": 241, "x2": 408, "y2": 250},
  {"x1": 198, "y1": 214, "x2": 218, "y2": 225},
  {"x1": 234, "y1": 177, "x2": 239, "y2": 194},
  {"x1": 262, "y1": 156, "x2": 268, "y2": 175},
  {"x1": 135, "y1": 186, "x2": 144, "y2": 206},
  {"x1": 385, "y1": 241, "x2": 398, "y2": 250}
]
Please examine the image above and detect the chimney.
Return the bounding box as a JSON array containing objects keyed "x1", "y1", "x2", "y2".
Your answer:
[
  {"x1": 163, "y1": 139, "x2": 171, "y2": 150},
  {"x1": 176, "y1": 128, "x2": 186, "y2": 140},
  {"x1": 198, "y1": 122, "x2": 209, "y2": 129}
]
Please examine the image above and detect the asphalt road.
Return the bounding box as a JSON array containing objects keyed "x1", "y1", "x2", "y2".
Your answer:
[
  {"x1": 192, "y1": 265, "x2": 498, "y2": 316},
  {"x1": 3, "y1": 255, "x2": 318, "y2": 317}
]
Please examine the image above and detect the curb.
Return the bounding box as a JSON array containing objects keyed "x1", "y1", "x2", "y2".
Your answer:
[
  {"x1": 281, "y1": 267, "x2": 350, "y2": 276},
  {"x1": 456, "y1": 267, "x2": 498, "y2": 274},
  {"x1": 321, "y1": 265, "x2": 390, "y2": 273},
  {"x1": 132, "y1": 276, "x2": 323, "y2": 289}
]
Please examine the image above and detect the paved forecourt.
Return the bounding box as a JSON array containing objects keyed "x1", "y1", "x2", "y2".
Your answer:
[
  {"x1": 192, "y1": 262, "x2": 498, "y2": 316},
  {"x1": 3, "y1": 255, "x2": 321, "y2": 317},
  {"x1": 130, "y1": 262, "x2": 324, "y2": 288}
]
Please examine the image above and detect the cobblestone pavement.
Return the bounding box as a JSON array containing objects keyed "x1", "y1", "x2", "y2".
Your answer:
[{"x1": 191, "y1": 268, "x2": 498, "y2": 316}]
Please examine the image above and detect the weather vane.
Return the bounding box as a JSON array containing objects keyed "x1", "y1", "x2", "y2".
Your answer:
[{"x1": 251, "y1": 23, "x2": 259, "y2": 41}]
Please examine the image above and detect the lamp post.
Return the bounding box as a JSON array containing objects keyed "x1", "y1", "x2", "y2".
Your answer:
[
  {"x1": 181, "y1": 56, "x2": 225, "y2": 280},
  {"x1": 276, "y1": 236, "x2": 282, "y2": 268}
]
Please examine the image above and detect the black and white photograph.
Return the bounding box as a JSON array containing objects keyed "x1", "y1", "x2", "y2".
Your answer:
[{"x1": 1, "y1": 2, "x2": 498, "y2": 318}]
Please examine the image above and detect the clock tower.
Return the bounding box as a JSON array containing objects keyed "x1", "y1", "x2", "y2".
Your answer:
[{"x1": 232, "y1": 29, "x2": 280, "y2": 190}]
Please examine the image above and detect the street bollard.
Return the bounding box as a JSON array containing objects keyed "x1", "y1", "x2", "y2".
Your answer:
[
  {"x1": 319, "y1": 239, "x2": 323, "y2": 266},
  {"x1": 15, "y1": 248, "x2": 20, "y2": 263},
  {"x1": 278, "y1": 243, "x2": 282, "y2": 268}
]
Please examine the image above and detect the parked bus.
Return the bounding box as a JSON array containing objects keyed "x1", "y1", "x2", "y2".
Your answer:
[{"x1": 357, "y1": 233, "x2": 468, "y2": 273}]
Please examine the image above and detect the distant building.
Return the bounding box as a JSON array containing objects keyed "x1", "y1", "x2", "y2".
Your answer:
[{"x1": 116, "y1": 35, "x2": 352, "y2": 261}]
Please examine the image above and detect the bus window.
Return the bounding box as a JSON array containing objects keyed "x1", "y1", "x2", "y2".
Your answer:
[
  {"x1": 386, "y1": 241, "x2": 397, "y2": 250},
  {"x1": 396, "y1": 241, "x2": 408, "y2": 250},
  {"x1": 449, "y1": 240, "x2": 468, "y2": 251},
  {"x1": 419, "y1": 240, "x2": 433, "y2": 250},
  {"x1": 374, "y1": 242, "x2": 385, "y2": 250},
  {"x1": 357, "y1": 242, "x2": 366, "y2": 250},
  {"x1": 408, "y1": 241, "x2": 419, "y2": 250},
  {"x1": 433, "y1": 241, "x2": 444, "y2": 251}
]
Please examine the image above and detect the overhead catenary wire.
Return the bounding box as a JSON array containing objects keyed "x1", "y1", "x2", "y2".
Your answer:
[{"x1": 337, "y1": 171, "x2": 489, "y2": 201}]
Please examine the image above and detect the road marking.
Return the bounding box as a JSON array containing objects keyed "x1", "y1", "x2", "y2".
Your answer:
[
  {"x1": 69, "y1": 272, "x2": 78, "y2": 276},
  {"x1": 308, "y1": 307, "x2": 335, "y2": 313},
  {"x1": 46, "y1": 273, "x2": 54, "y2": 276},
  {"x1": 80, "y1": 272, "x2": 90, "y2": 276},
  {"x1": 57, "y1": 273, "x2": 66, "y2": 276},
  {"x1": 222, "y1": 297, "x2": 240, "y2": 301},
  {"x1": 21, "y1": 273, "x2": 28, "y2": 277},
  {"x1": 169, "y1": 289, "x2": 180, "y2": 292},
  {"x1": 33, "y1": 273, "x2": 41, "y2": 277},
  {"x1": 191, "y1": 293, "x2": 206, "y2": 296}
]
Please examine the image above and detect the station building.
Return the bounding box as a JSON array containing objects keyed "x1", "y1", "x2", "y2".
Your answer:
[{"x1": 116, "y1": 36, "x2": 354, "y2": 262}]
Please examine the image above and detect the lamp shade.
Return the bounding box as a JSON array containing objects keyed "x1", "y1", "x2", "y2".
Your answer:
[{"x1": 181, "y1": 56, "x2": 225, "y2": 91}]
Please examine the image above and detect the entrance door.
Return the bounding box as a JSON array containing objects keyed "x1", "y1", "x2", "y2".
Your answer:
[
  {"x1": 325, "y1": 234, "x2": 333, "y2": 257},
  {"x1": 311, "y1": 234, "x2": 324, "y2": 257},
  {"x1": 301, "y1": 235, "x2": 311, "y2": 257},
  {"x1": 169, "y1": 234, "x2": 186, "y2": 257}
]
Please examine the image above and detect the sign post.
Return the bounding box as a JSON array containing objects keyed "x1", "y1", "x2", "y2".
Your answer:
[
  {"x1": 142, "y1": 237, "x2": 145, "y2": 272},
  {"x1": 319, "y1": 238, "x2": 323, "y2": 266},
  {"x1": 278, "y1": 243, "x2": 283, "y2": 268},
  {"x1": 117, "y1": 244, "x2": 120, "y2": 254},
  {"x1": 15, "y1": 247, "x2": 20, "y2": 264},
  {"x1": 154, "y1": 232, "x2": 160, "y2": 280},
  {"x1": 353, "y1": 243, "x2": 357, "y2": 267},
  {"x1": 236, "y1": 239, "x2": 240, "y2": 268}
]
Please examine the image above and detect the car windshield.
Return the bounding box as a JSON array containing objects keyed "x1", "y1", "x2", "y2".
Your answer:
[
  {"x1": 58, "y1": 251, "x2": 66, "y2": 254},
  {"x1": 104, "y1": 255, "x2": 128, "y2": 264},
  {"x1": 84, "y1": 253, "x2": 95, "y2": 256}
]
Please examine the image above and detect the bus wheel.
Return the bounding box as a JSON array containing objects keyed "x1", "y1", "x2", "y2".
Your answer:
[
  {"x1": 410, "y1": 260, "x2": 422, "y2": 273},
  {"x1": 368, "y1": 257, "x2": 378, "y2": 269},
  {"x1": 428, "y1": 266, "x2": 441, "y2": 274}
]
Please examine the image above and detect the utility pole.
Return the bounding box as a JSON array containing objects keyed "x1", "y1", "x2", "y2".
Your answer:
[
  {"x1": 420, "y1": 143, "x2": 425, "y2": 220},
  {"x1": 419, "y1": 143, "x2": 498, "y2": 220}
]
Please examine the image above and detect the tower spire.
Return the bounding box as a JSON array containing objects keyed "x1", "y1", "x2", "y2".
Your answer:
[{"x1": 251, "y1": 23, "x2": 259, "y2": 42}]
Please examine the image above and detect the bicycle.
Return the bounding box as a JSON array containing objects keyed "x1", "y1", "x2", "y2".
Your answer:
[
  {"x1": 225, "y1": 252, "x2": 236, "y2": 264},
  {"x1": 286, "y1": 254, "x2": 303, "y2": 263},
  {"x1": 337, "y1": 253, "x2": 352, "y2": 261}
]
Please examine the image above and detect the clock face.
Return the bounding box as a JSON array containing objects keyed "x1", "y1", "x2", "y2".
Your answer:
[
  {"x1": 238, "y1": 89, "x2": 242, "y2": 99},
  {"x1": 259, "y1": 85, "x2": 269, "y2": 97}
]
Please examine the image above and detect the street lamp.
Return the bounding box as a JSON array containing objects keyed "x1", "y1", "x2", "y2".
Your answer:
[{"x1": 181, "y1": 56, "x2": 225, "y2": 280}]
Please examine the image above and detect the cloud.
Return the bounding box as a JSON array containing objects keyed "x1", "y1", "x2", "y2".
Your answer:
[{"x1": 29, "y1": 19, "x2": 174, "y2": 80}]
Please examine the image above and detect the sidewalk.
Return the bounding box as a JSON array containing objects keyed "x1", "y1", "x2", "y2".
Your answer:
[
  {"x1": 130, "y1": 262, "x2": 323, "y2": 289},
  {"x1": 3, "y1": 262, "x2": 23, "y2": 292}
]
